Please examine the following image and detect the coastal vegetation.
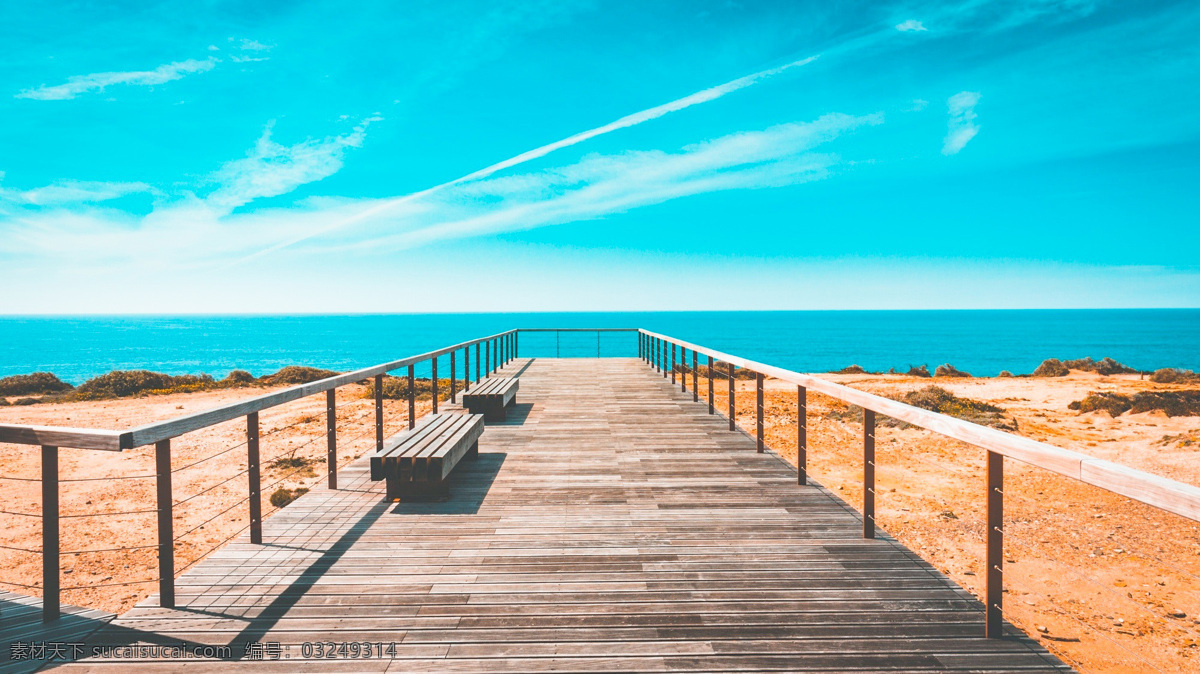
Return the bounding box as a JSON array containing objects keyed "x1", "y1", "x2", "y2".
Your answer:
[
  {"x1": 1149, "y1": 368, "x2": 1200, "y2": 383},
  {"x1": 827, "y1": 385, "x2": 1018, "y2": 431},
  {"x1": 1069, "y1": 390, "x2": 1200, "y2": 417},
  {"x1": 0, "y1": 366, "x2": 343, "y2": 404}
]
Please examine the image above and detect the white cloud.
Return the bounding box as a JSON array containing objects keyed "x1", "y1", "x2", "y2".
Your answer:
[
  {"x1": 909, "y1": 99, "x2": 929, "y2": 112},
  {"x1": 16, "y1": 58, "x2": 218, "y2": 100},
  {"x1": 0, "y1": 179, "x2": 151, "y2": 205},
  {"x1": 206, "y1": 115, "x2": 382, "y2": 210},
  {"x1": 942, "y1": 91, "x2": 981, "y2": 155},
  {"x1": 896, "y1": 19, "x2": 928, "y2": 31}
]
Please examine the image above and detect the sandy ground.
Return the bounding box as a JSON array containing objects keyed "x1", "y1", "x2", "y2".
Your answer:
[
  {"x1": 3, "y1": 370, "x2": 1200, "y2": 671},
  {"x1": 696, "y1": 370, "x2": 1200, "y2": 673},
  {"x1": 0, "y1": 384, "x2": 430, "y2": 615}
]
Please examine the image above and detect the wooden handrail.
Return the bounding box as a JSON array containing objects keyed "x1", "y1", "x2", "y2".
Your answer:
[
  {"x1": 0, "y1": 330, "x2": 517, "y2": 451},
  {"x1": 639, "y1": 329, "x2": 1200, "y2": 523}
]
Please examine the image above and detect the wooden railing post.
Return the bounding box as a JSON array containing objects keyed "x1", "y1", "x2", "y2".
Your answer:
[
  {"x1": 756, "y1": 372, "x2": 764, "y2": 453},
  {"x1": 450, "y1": 351, "x2": 457, "y2": 403},
  {"x1": 153, "y1": 439, "x2": 175, "y2": 607},
  {"x1": 432, "y1": 357, "x2": 439, "y2": 414},
  {"x1": 727, "y1": 363, "x2": 736, "y2": 431},
  {"x1": 326, "y1": 389, "x2": 337, "y2": 490},
  {"x1": 798, "y1": 386, "x2": 807, "y2": 486},
  {"x1": 692, "y1": 351, "x2": 698, "y2": 402},
  {"x1": 670, "y1": 344, "x2": 676, "y2": 384},
  {"x1": 987, "y1": 451, "x2": 1004, "y2": 638},
  {"x1": 680, "y1": 347, "x2": 686, "y2": 392},
  {"x1": 663, "y1": 340, "x2": 668, "y2": 379},
  {"x1": 486, "y1": 340, "x2": 491, "y2": 376},
  {"x1": 475, "y1": 343, "x2": 481, "y2": 383},
  {"x1": 863, "y1": 409, "x2": 875, "y2": 539},
  {"x1": 41, "y1": 445, "x2": 59, "y2": 622},
  {"x1": 707, "y1": 356, "x2": 714, "y2": 414},
  {"x1": 374, "y1": 374, "x2": 384, "y2": 451},
  {"x1": 407, "y1": 365, "x2": 416, "y2": 429},
  {"x1": 247, "y1": 413, "x2": 263, "y2": 545},
  {"x1": 463, "y1": 347, "x2": 470, "y2": 393}
]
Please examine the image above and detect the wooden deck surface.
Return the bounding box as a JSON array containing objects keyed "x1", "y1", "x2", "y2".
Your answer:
[{"x1": 57, "y1": 358, "x2": 1068, "y2": 671}]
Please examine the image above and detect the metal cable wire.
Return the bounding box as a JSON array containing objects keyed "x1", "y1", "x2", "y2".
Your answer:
[
  {"x1": 174, "y1": 523, "x2": 251, "y2": 576},
  {"x1": 172, "y1": 439, "x2": 248, "y2": 474},
  {"x1": 60, "y1": 508, "x2": 156, "y2": 519},
  {"x1": 60, "y1": 543, "x2": 158, "y2": 555},
  {"x1": 0, "y1": 579, "x2": 41, "y2": 589},
  {"x1": 173, "y1": 467, "x2": 250, "y2": 507},
  {"x1": 174, "y1": 495, "x2": 251, "y2": 541},
  {"x1": 1045, "y1": 601, "x2": 1167, "y2": 673},
  {"x1": 62, "y1": 578, "x2": 157, "y2": 591},
  {"x1": 60, "y1": 473, "x2": 155, "y2": 482},
  {"x1": 0, "y1": 475, "x2": 40, "y2": 482},
  {"x1": 0, "y1": 509, "x2": 41, "y2": 518},
  {"x1": 0, "y1": 543, "x2": 41, "y2": 553}
]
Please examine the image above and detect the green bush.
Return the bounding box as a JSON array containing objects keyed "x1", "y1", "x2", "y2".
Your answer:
[
  {"x1": 365, "y1": 375, "x2": 463, "y2": 400},
  {"x1": 899, "y1": 385, "x2": 1016, "y2": 430},
  {"x1": 0, "y1": 372, "x2": 74, "y2": 396},
  {"x1": 1069, "y1": 390, "x2": 1200, "y2": 417},
  {"x1": 259, "y1": 366, "x2": 339, "y2": 386},
  {"x1": 1149, "y1": 368, "x2": 1199, "y2": 384},
  {"x1": 1032, "y1": 358, "x2": 1069, "y2": 377},
  {"x1": 71, "y1": 370, "x2": 217, "y2": 400},
  {"x1": 221, "y1": 370, "x2": 257, "y2": 387},
  {"x1": 906, "y1": 365, "x2": 931, "y2": 378},
  {"x1": 1062, "y1": 357, "x2": 1138, "y2": 375},
  {"x1": 834, "y1": 365, "x2": 869, "y2": 374},
  {"x1": 934, "y1": 364, "x2": 971, "y2": 378},
  {"x1": 269, "y1": 487, "x2": 309, "y2": 508}
]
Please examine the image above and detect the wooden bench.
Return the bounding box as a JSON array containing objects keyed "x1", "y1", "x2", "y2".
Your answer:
[
  {"x1": 369, "y1": 413, "x2": 484, "y2": 500},
  {"x1": 461, "y1": 377, "x2": 519, "y2": 421}
]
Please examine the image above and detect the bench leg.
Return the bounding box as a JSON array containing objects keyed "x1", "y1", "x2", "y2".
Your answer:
[
  {"x1": 384, "y1": 477, "x2": 399, "y2": 501},
  {"x1": 467, "y1": 440, "x2": 479, "y2": 460}
]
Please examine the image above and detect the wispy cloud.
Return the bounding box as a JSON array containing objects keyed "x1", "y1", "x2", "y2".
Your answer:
[
  {"x1": 236, "y1": 54, "x2": 821, "y2": 262},
  {"x1": 16, "y1": 58, "x2": 218, "y2": 100},
  {"x1": 0, "y1": 177, "x2": 151, "y2": 205},
  {"x1": 943, "y1": 91, "x2": 981, "y2": 155},
  {"x1": 207, "y1": 115, "x2": 381, "y2": 210},
  {"x1": 896, "y1": 19, "x2": 928, "y2": 32}
]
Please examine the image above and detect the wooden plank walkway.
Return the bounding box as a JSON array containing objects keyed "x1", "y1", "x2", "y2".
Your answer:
[
  {"x1": 0, "y1": 591, "x2": 113, "y2": 674},
  {"x1": 59, "y1": 358, "x2": 1068, "y2": 671}
]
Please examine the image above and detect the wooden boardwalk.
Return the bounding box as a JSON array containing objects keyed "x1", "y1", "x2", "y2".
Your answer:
[{"x1": 60, "y1": 358, "x2": 1068, "y2": 671}]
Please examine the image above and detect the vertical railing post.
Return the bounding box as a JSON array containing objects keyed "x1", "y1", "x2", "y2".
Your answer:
[
  {"x1": 41, "y1": 445, "x2": 59, "y2": 622},
  {"x1": 516, "y1": 331, "x2": 519, "y2": 359},
  {"x1": 451, "y1": 351, "x2": 457, "y2": 403},
  {"x1": 863, "y1": 409, "x2": 875, "y2": 539},
  {"x1": 374, "y1": 374, "x2": 384, "y2": 451},
  {"x1": 727, "y1": 363, "x2": 735, "y2": 431},
  {"x1": 475, "y1": 343, "x2": 481, "y2": 383},
  {"x1": 707, "y1": 356, "x2": 714, "y2": 414},
  {"x1": 407, "y1": 365, "x2": 416, "y2": 430},
  {"x1": 487, "y1": 340, "x2": 492, "y2": 375},
  {"x1": 797, "y1": 386, "x2": 807, "y2": 486},
  {"x1": 153, "y1": 439, "x2": 174, "y2": 608},
  {"x1": 654, "y1": 338, "x2": 660, "y2": 372},
  {"x1": 680, "y1": 347, "x2": 686, "y2": 392},
  {"x1": 432, "y1": 357, "x2": 439, "y2": 414},
  {"x1": 247, "y1": 413, "x2": 263, "y2": 545},
  {"x1": 326, "y1": 389, "x2": 337, "y2": 490},
  {"x1": 662, "y1": 340, "x2": 668, "y2": 379},
  {"x1": 639, "y1": 334, "x2": 643, "y2": 360},
  {"x1": 987, "y1": 451, "x2": 1004, "y2": 638},
  {"x1": 670, "y1": 344, "x2": 676, "y2": 384},
  {"x1": 692, "y1": 351, "x2": 698, "y2": 402},
  {"x1": 756, "y1": 372, "x2": 764, "y2": 453},
  {"x1": 464, "y1": 347, "x2": 470, "y2": 393}
]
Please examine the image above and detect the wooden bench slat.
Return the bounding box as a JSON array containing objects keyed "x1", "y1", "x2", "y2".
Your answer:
[
  {"x1": 370, "y1": 412, "x2": 485, "y2": 499},
  {"x1": 371, "y1": 414, "x2": 464, "y2": 480},
  {"x1": 462, "y1": 377, "x2": 519, "y2": 422}
]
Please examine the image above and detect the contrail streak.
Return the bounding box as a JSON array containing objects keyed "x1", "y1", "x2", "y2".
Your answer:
[{"x1": 231, "y1": 55, "x2": 818, "y2": 265}]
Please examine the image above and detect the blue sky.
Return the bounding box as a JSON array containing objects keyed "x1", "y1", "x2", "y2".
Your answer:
[{"x1": 1, "y1": 0, "x2": 1197, "y2": 313}]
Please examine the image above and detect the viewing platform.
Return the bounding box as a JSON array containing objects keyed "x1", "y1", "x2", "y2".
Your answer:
[{"x1": 43, "y1": 357, "x2": 1065, "y2": 671}]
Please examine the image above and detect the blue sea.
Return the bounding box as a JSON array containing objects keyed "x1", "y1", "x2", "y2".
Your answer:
[{"x1": 0, "y1": 311, "x2": 1197, "y2": 384}]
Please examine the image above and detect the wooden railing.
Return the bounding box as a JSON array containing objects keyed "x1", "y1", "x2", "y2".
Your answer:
[
  {"x1": 636, "y1": 329, "x2": 1200, "y2": 639},
  {"x1": 0, "y1": 330, "x2": 521, "y2": 622}
]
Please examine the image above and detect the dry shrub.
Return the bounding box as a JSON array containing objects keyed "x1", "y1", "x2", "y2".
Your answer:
[
  {"x1": 269, "y1": 487, "x2": 309, "y2": 508},
  {"x1": 260, "y1": 366, "x2": 339, "y2": 386},
  {"x1": 997, "y1": 370, "x2": 1014, "y2": 378},
  {"x1": 0, "y1": 371, "x2": 74, "y2": 396},
  {"x1": 1032, "y1": 358, "x2": 1070, "y2": 377},
  {"x1": 1149, "y1": 368, "x2": 1200, "y2": 384},
  {"x1": 906, "y1": 365, "x2": 931, "y2": 377},
  {"x1": 934, "y1": 364, "x2": 971, "y2": 378},
  {"x1": 1069, "y1": 390, "x2": 1200, "y2": 417},
  {"x1": 70, "y1": 371, "x2": 217, "y2": 400},
  {"x1": 1062, "y1": 357, "x2": 1138, "y2": 375},
  {"x1": 899, "y1": 385, "x2": 1017, "y2": 430},
  {"x1": 834, "y1": 365, "x2": 869, "y2": 374}
]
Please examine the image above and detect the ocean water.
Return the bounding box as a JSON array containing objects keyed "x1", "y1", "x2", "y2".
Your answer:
[{"x1": 0, "y1": 310, "x2": 1197, "y2": 384}]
